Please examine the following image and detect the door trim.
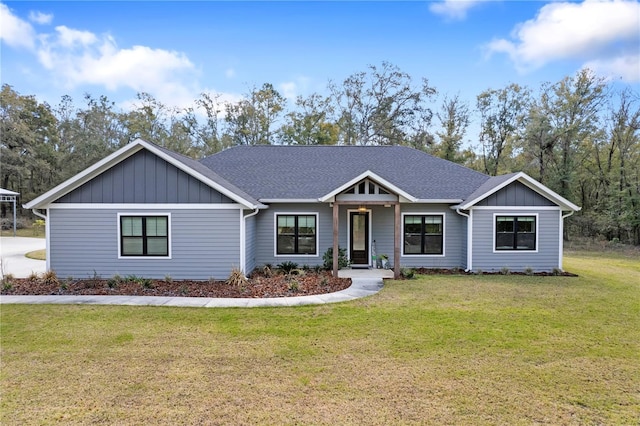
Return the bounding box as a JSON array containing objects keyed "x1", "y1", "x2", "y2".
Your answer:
[{"x1": 347, "y1": 209, "x2": 372, "y2": 267}]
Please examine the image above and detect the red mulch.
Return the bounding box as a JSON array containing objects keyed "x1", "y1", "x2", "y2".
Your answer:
[{"x1": 1, "y1": 271, "x2": 351, "y2": 298}]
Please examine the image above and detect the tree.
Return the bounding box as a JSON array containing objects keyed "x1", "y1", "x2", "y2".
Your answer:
[
  {"x1": 329, "y1": 61, "x2": 436, "y2": 146},
  {"x1": 541, "y1": 69, "x2": 608, "y2": 199},
  {"x1": 0, "y1": 84, "x2": 60, "y2": 210},
  {"x1": 122, "y1": 92, "x2": 171, "y2": 145},
  {"x1": 477, "y1": 83, "x2": 530, "y2": 176},
  {"x1": 280, "y1": 93, "x2": 338, "y2": 145},
  {"x1": 224, "y1": 83, "x2": 285, "y2": 145},
  {"x1": 432, "y1": 94, "x2": 470, "y2": 162}
]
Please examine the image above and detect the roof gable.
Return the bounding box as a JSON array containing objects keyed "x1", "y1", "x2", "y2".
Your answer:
[
  {"x1": 24, "y1": 139, "x2": 262, "y2": 209},
  {"x1": 457, "y1": 172, "x2": 581, "y2": 211}
]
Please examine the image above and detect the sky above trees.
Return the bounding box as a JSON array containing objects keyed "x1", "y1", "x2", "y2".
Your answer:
[{"x1": 1, "y1": 0, "x2": 638, "y2": 131}]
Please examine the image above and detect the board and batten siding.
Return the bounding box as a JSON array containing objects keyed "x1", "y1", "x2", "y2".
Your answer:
[
  {"x1": 476, "y1": 181, "x2": 555, "y2": 207},
  {"x1": 471, "y1": 209, "x2": 560, "y2": 272},
  {"x1": 48, "y1": 208, "x2": 241, "y2": 280},
  {"x1": 57, "y1": 149, "x2": 234, "y2": 204}
]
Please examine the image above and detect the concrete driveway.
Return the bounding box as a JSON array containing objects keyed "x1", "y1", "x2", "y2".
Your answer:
[{"x1": 0, "y1": 237, "x2": 46, "y2": 278}]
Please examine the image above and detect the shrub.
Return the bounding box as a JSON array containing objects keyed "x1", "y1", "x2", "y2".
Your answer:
[
  {"x1": 322, "y1": 247, "x2": 349, "y2": 270},
  {"x1": 277, "y1": 261, "x2": 299, "y2": 274},
  {"x1": 288, "y1": 280, "x2": 299, "y2": 292},
  {"x1": 552, "y1": 267, "x2": 563, "y2": 276},
  {"x1": 524, "y1": 267, "x2": 534, "y2": 276},
  {"x1": 500, "y1": 267, "x2": 511, "y2": 275},
  {"x1": 42, "y1": 270, "x2": 59, "y2": 286},
  {"x1": 226, "y1": 267, "x2": 248, "y2": 287},
  {"x1": 401, "y1": 268, "x2": 416, "y2": 279},
  {"x1": 28, "y1": 271, "x2": 39, "y2": 282}
]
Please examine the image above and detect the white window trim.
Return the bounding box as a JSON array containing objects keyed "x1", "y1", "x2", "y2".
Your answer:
[
  {"x1": 401, "y1": 212, "x2": 446, "y2": 257},
  {"x1": 273, "y1": 212, "x2": 320, "y2": 257},
  {"x1": 117, "y1": 212, "x2": 172, "y2": 259},
  {"x1": 492, "y1": 212, "x2": 539, "y2": 253}
]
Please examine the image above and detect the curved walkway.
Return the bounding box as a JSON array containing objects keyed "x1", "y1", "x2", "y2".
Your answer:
[{"x1": 0, "y1": 278, "x2": 384, "y2": 308}]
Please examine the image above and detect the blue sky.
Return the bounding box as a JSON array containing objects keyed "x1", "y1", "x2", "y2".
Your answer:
[{"x1": 1, "y1": 1, "x2": 639, "y2": 136}]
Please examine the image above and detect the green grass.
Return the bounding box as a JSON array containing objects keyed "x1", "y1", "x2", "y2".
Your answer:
[
  {"x1": 0, "y1": 226, "x2": 45, "y2": 238},
  {"x1": 1, "y1": 252, "x2": 639, "y2": 425},
  {"x1": 24, "y1": 249, "x2": 46, "y2": 260}
]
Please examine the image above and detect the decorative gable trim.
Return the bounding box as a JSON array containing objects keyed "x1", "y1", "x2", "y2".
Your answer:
[
  {"x1": 458, "y1": 172, "x2": 580, "y2": 212},
  {"x1": 24, "y1": 139, "x2": 260, "y2": 210},
  {"x1": 318, "y1": 170, "x2": 418, "y2": 203}
]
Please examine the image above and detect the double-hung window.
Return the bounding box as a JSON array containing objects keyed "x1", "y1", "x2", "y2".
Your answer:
[
  {"x1": 495, "y1": 216, "x2": 536, "y2": 251},
  {"x1": 403, "y1": 214, "x2": 444, "y2": 255},
  {"x1": 120, "y1": 215, "x2": 169, "y2": 257},
  {"x1": 276, "y1": 214, "x2": 317, "y2": 255}
]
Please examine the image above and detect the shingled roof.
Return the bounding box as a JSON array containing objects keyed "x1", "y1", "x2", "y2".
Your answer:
[{"x1": 200, "y1": 145, "x2": 490, "y2": 201}]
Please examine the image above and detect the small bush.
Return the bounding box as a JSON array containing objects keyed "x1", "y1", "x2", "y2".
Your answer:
[
  {"x1": 524, "y1": 267, "x2": 534, "y2": 276},
  {"x1": 0, "y1": 217, "x2": 28, "y2": 231},
  {"x1": 500, "y1": 267, "x2": 511, "y2": 275},
  {"x1": 552, "y1": 267, "x2": 563, "y2": 276},
  {"x1": 401, "y1": 268, "x2": 416, "y2": 279},
  {"x1": 226, "y1": 267, "x2": 248, "y2": 287},
  {"x1": 322, "y1": 247, "x2": 349, "y2": 270},
  {"x1": 106, "y1": 278, "x2": 119, "y2": 289},
  {"x1": 164, "y1": 274, "x2": 173, "y2": 283},
  {"x1": 277, "y1": 261, "x2": 299, "y2": 274},
  {"x1": 27, "y1": 271, "x2": 39, "y2": 282},
  {"x1": 2, "y1": 281, "x2": 12, "y2": 291},
  {"x1": 288, "y1": 280, "x2": 299, "y2": 292},
  {"x1": 320, "y1": 276, "x2": 329, "y2": 287},
  {"x1": 42, "y1": 270, "x2": 59, "y2": 285},
  {"x1": 140, "y1": 278, "x2": 154, "y2": 289}
]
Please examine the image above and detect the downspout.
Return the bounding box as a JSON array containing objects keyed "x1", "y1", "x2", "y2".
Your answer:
[
  {"x1": 31, "y1": 208, "x2": 50, "y2": 271},
  {"x1": 456, "y1": 209, "x2": 472, "y2": 272},
  {"x1": 240, "y1": 208, "x2": 260, "y2": 275},
  {"x1": 559, "y1": 211, "x2": 575, "y2": 271}
]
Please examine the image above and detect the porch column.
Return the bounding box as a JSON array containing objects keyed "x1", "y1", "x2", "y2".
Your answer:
[
  {"x1": 332, "y1": 202, "x2": 339, "y2": 277},
  {"x1": 394, "y1": 202, "x2": 400, "y2": 279}
]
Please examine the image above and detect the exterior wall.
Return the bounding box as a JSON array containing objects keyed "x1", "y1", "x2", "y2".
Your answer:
[
  {"x1": 398, "y1": 204, "x2": 466, "y2": 269},
  {"x1": 470, "y1": 208, "x2": 560, "y2": 272},
  {"x1": 48, "y1": 207, "x2": 241, "y2": 280},
  {"x1": 58, "y1": 149, "x2": 234, "y2": 204},
  {"x1": 254, "y1": 202, "x2": 466, "y2": 270},
  {"x1": 477, "y1": 181, "x2": 555, "y2": 207},
  {"x1": 254, "y1": 203, "x2": 332, "y2": 268}
]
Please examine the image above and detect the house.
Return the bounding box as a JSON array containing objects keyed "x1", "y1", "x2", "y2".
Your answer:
[{"x1": 24, "y1": 139, "x2": 580, "y2": 280}]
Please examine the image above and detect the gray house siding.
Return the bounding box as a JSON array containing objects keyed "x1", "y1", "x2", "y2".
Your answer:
[
  {"x1": 58, "y1": 149, "x2": 234, "y2": 204},
  {"x1": 253, "y1": 202, "x2": 466, "y2": 270},
  {"x1": 398, "y1": 204, "x2": 466, "y2": 269},
  {"x1": 471, "y1": 208, "x2": 560, "y2": 272},
  {"x1": 477, "y1": 181, "x2": 555, "y2": 207},
  {"x1": 254, "y1": 203, "x2": 332, "y2": 268},
  {"x1": 48, "y1": 208, "x2": 241, "y2": 280}
]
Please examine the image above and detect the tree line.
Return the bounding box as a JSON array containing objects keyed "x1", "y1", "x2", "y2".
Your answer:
[{"x1": 1, "y1": 62, "x2": 639, "y2": 244}]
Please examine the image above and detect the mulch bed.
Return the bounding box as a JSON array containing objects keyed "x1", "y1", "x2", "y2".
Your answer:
[{"x1": 1, "y1": 271, "x2": 352, "y2": 298}]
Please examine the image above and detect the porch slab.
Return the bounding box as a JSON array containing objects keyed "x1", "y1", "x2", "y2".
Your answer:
[{"x1": 337, "y1": 268, "x2": 395, "y2": 279}]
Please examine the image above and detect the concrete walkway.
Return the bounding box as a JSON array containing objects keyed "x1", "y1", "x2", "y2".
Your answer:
[
  {"x1": 0, "y1": 237, "x2": 46, "y2": 278},
  {"x1": 0, "y1": 278, "x2": 384, "y2": 307}
]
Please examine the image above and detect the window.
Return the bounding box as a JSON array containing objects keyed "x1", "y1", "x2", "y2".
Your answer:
[
  {"x1": 403, "y1": 214, "x2": 443, "y2": 255},
  {"x1": 277, "y1": 214, "x2": 317, "y2": 255},
  {"x1": 120, "y1": 215, "x2": 169, "y2": 256},
  {"x1": 495, "y1": 216, "x2": 536, "y2": 250}
]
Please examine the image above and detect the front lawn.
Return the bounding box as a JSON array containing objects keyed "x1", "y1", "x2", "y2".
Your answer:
[{"x1": 1, "y1": 252, "x2": 638, "y2": 425}]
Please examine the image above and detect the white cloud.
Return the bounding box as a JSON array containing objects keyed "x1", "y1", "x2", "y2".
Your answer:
[
  {"x1": 0, "y1": 3, "x2": 35, "y2": 49},
  {"x1": 280, "y1": 81, "x2": 297, "y2": 100},
  {"x1": 486, "y1": 0, "x2": 640, "y2": 81},
  {"x1": 29, "y1": 10, "x2": 52, "y2": 25},
  {"x1": 584, "y1": 54, "x2": 640, "y2": 82},
  {"x1": 429, "y1": 0, "x2": 485, "y2": 20}
]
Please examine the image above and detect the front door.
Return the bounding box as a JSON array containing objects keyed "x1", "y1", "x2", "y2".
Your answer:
[{"x1": 350, "y1": 211, "x2": 369, "y2": 266}]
